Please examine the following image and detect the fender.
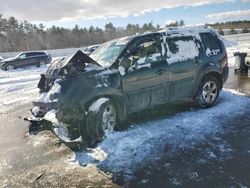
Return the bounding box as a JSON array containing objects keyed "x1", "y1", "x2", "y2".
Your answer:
[
  {"x1": 56, "y1": 69, "x2": 127, "y2": 123},
  {"x1": 192, "y1": 62, "x2": 222, "y2": 96}
]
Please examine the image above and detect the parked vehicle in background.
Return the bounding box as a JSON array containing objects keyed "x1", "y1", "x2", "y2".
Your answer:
[
  {"x1": 30, "y1": 26, "x2": 228, "y2": 146},
  {"x1": 83, "y1": 45, "x2": 100, "y2": 55},
  {"x1": 0, "y1": 51, "x2": 52, "y2": 71}
]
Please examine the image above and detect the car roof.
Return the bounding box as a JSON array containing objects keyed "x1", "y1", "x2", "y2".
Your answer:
[
  {"x1": 19, "y1": 51, "x2": 49, "y2": 55},
  {"x1": 111, "y1": 26, "x2": 217, "y2": 43},
  {"x1": 87, "y1": 44, "x2": 100, "y2": 48}
]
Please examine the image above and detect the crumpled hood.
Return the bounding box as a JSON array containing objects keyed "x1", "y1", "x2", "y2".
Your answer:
[
  {"x1": 45, "y1": 50, "x2": 101, "y2": 78},
  {"x1": 60, "y1": 50, "x2": 100, "y2": 69}
]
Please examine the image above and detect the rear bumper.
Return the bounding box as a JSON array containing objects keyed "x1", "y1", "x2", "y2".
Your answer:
[{"x1": 222, "y1": 65, "x2": 229, "y2": 85}]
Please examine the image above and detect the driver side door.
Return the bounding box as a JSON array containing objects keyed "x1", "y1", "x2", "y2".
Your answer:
[{"x1": 120, "y1": 35, "x2": 169, "y2": 114}]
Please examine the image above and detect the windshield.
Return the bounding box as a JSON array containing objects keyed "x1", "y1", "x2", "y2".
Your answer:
[
  {"x1": 90, "y1": 37, "x2": 131, "y2": 67},
  {"x1": 15, "y1": 53, "x2": 22, "y2": 58}
]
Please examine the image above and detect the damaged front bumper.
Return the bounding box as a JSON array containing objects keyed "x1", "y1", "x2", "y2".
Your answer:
[
  {"x1": 28, "y1": 80, "x2": 85, "y2": 143},
  {"x1": 27, "y1": 108, "x2": 83, "y2": 144},
  {"x1": 44, "y1": 110, "x2": 83, "y2": 143}
]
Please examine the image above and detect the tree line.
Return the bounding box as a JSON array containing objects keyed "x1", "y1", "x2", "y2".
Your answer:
[
  {"x1": 0, "y1": 15, "x2": 187, "y2": 52},
  {"x1": 208, "y1": 21, "x2": 250, "y2": 35},
  {"x1": 0, "y1": 15, "x2": 154, "y2": 52},
  {"x1": 0, "y1": 14, "x2": 249, "y2": 52}
]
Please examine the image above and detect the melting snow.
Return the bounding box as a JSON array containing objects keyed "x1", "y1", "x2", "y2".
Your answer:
[
  {"x1": 0, "y1": 67, "x2": 47, "y2": 113},
  {"x1": 74, "y1": 90, "x2": 250, "y2": 180},
  {"x1": 89, "y1": 98, "x2": 109, "y2": 112},
  {"x1": 36, "y1": 81, "x2": 61, "y2": 103},
  {"x1": 166, "y1": 40, "x2": 199, "y2": 64}
]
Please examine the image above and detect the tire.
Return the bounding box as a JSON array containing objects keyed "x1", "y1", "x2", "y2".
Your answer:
[
  {"x1": 38, "y1": 60, "x2": 46, "y2": 67},
  {"x1": 196, "y1": 75, "x2": 220, "y2": 108},
  {"x1": 5, "y1": 64, "x2": 15, "y2": 71},
  {"x1": 85, "y1": 98, "x2": 117, "y2": 145}
]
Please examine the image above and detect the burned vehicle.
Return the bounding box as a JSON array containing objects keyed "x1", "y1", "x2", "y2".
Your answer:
[{"x1": 30, "y1": 26, "x2": 228, "y2": 145}]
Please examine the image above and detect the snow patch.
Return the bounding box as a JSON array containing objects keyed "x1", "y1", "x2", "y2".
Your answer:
[
  {"x1": 0, "y1": 67, "x2": 47, "y2": 113},
  {"x1": 205, "y1": 48, "x2": 221, "y2": 57},
  {"x1": 89, "y1": 98, "x2": 109, "y2": 112},
  {"x1": 118, "y1": 66, "x2": 126, "y2": 76},
  {"x1": 74, "y1": 90, "x2": 250, "y2": 180},
  {"x1": 222, "y1": 38, "x2": 238, "y2": 47},
  {"x1": 36, "y1": 81, "x2": 61, "y2": 103},
  {"x1": 166, "y1": 40, "x2": 199, "y2": 64}
]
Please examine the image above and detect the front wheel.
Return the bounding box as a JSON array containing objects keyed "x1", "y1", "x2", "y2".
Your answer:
[
  {"x1": 5, "y1": 64, "x2": 15, "y2": 71},
  {"x1": 196, "y1": 75, "x2": 220, "y2": 108},
  {"x1": 85, "y1": 98, "x2": 117, "y2": 145}
]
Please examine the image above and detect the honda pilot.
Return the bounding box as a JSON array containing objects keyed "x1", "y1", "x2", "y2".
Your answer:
[{"x1": 30, "y1": 26, "x2": 228, "y2": 145}]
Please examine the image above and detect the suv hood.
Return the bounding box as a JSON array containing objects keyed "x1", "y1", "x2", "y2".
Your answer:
[
  {"x1": 46, "y1": 50, "x2": 101, "y2": 78},
  {"x1": 1, "y1": 57, "x2": 16, "y2": 63}
]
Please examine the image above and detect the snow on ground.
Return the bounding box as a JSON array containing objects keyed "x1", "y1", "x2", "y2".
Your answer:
[
  {"x1": 0, "y1": 66, "x2": 47, "y2": 114},
  {"x1": 73, "y1": 89, "x2": 250, "y2": 180}
]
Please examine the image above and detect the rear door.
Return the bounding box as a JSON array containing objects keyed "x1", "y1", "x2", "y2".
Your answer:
[
  {"x1": 27, "y1": 52, "x2": 40, "y2": 66},
  {"x1": 18, "y1": 53, "x2": 32, "y2": 67},
  {"x1": 120, "y1": 35, "x2": 169, "y2": 113},
  {"x1": 166, "y1": 36, "x2": 200, "y2": 100}
]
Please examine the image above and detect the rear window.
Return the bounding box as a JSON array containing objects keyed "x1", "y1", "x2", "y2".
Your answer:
[
  {"x1": 199, "y1": 33, "x2": 222, "y2": 56},
  {"x1": 166, "y1": 36, "x2": 199, "y2": 64}
]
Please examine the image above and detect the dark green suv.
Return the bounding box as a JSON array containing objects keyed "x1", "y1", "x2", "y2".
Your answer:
[{"x1": 31, "y1": 27, "x2": 228, "y2": 145}]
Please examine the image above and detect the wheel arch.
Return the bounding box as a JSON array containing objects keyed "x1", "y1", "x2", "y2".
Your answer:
[
  {"x1": 202, "y1": 71, "x2": 223, "y2": 90},
  {"x1": 84, "y1": 94, "x2": 127, "y2": 123},
  {"x1": 5, "y1": 63, "x2": 15, "y2": 70},
  {"x1": 193, "y1": 70, "x2": 223, "y2": 98}
]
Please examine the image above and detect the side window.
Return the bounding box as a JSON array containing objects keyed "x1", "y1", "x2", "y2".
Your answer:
[
  {"x1": 166, "y1": 37, "x2": 199, "y2": 64},
  {"x1": 119, "y1": 37, "x2": 163, "y2": 74},
  {"x1": 19, "y1": 53, "x2": 26, "y2": 59},
  {"x1": 36, "y1": 52, "x2": 45, "y2": 56},
  {"x1": 199, "y1": 33, "x2": 222, "y2": 56},
  {"x1": 26, "y1": 53, "x2": 36, "y2": 57}
]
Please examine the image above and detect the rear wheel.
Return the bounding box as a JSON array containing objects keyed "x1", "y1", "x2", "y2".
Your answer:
[
  {"x1": 85, "y1": 98, "x2": 117, "y2": 145},
  {"x1": 5, "y1": 64, "x2": 15, "y2": 71},
  {"x1": 197, "y1": 75, "x2": 220, "y2": 108}
]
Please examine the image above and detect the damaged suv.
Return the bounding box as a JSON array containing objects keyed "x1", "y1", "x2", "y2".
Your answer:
[{"x1": 30, "y1": 26, "x2": 228, "y2": 145}]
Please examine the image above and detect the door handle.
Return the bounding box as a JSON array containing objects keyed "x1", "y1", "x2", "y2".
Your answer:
[{"x1": 155, "y1": 69, "x2": 166, "y2": 75}]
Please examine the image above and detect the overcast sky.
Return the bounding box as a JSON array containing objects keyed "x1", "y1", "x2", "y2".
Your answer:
[{"x1": 0, "y1": 0, "x2": 249, "y2": 28}]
